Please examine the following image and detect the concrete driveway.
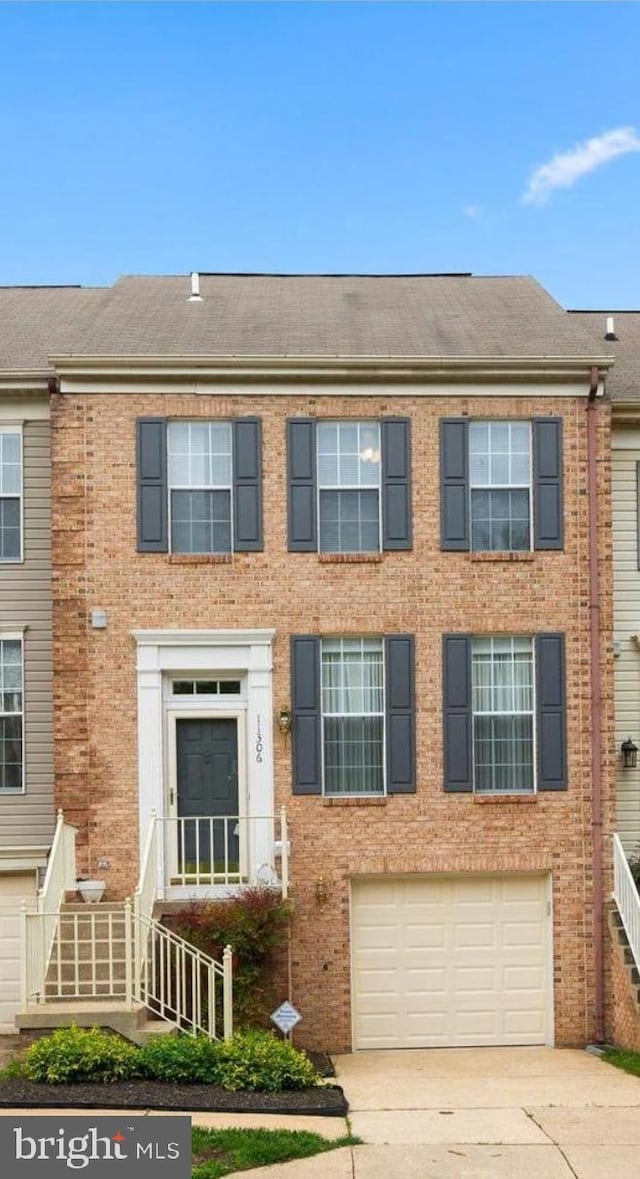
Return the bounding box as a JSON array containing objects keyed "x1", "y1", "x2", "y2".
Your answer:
[{"x1": 331, "y1": 1046, "x2": 640, "y2": 1178}]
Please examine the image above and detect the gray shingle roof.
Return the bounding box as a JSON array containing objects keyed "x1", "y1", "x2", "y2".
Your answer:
[
  {"x1": 62, "y1": 274, "x2": 605, "y2": 360},
  {"x1": 0, "y1": 274, "x2": 612, "y2": 371},
  {"x1": 569, "y1": 311, "x2": 640, "y2": 403},
  {"x1": 0, "y1": 286, "x2": 107, "y2": 372}
]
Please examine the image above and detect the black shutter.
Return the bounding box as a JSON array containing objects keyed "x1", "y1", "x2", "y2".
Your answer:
[
  {"x1": 385, "y1": 635, "x2": 416, "y2": 793},
  {"x1": 443, "y1": 635, "x2": 473, "y2": 791},
  {"x1": 291, "y1": 636, "x2": 322, "y2": 794},
  {"x1": 136, "y1": 418, "x2": 167, "y2": 552},
  {"x1": 536, "y1": 633, "x2": 567, "y2": 790},
  {"x1": 381, "y1": 418, "x2": 412, "y2": 550},
  {"x1": 441, "y1": 419, "x2": 469, "y2": 550},
  {"x1": 287, "y1": 419, "x2": 317, "y2": 551},
  {"x1": 533, "y1": 417, "x2": 563, "y2": 550},
  {"x1": 232, "y1": 417, "x2": 262, "y2": 551}
]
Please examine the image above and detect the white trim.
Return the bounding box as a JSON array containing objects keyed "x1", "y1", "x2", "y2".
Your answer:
[
  {"x1": 0, "y1": 424, "x2": 23, "y2": 566},
  {"x1": 134, "y1": 628, "x2": 274, "y2": 895},
  {"x1": 0, "y1": 633, "x2": 25, "y2": 795},
  {"x1": 0, "y1": 399, "x2": 49, "y2": 421},
  {"x1": 58, "y1": 376, "x2": 607, "y2": 399},
  {"x1": 0, "y1": 851, "x2": 49, "y2": 871}
]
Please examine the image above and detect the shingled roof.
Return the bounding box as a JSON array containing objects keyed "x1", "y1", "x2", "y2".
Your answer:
[
  {"x1": 0, "y1": 285, "x2": 107, "y2": 373},
  {"x1": 0, "y1": 274, "x2": 612, "y2": 371},
  {"x1": 569, "y1": 310, "x2": 639, "y2": 403},
  {"x1": 61, "y1": 273, "x2": 604, "y2": 360}
]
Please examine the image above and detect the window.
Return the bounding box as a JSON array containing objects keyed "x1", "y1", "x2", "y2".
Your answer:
[
  {"x1": 469, "y1": 422, "x2": 531, "y2": 551},
  {"x1": 317, "y1": 422, "x2": 381, "y2": 552},
  {"x1": 167, "y1": 422, "x2": 232, "y2": 554},
  {"x1": 171, "y1": 679, "x2": 241, "y2": 696},
  {"x1": 0, "y1": 429, "x2": 22, "y2": 561},
  {"x1": 440, "y1": 417, "x2": 562, "y2": 553},
  {"x1": 472, "y1": 636, "x2": 534, "y2": 793},
  {"x1": 0, "y1": 638, "x2": 23, "y2": 790},
  {"x1": 321, "y1": 638, "x2": 384, "y2": 795}
]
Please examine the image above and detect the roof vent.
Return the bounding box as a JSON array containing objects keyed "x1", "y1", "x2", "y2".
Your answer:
[
  {"x1": 605, "y1": 315, "x2": 617, "y2": 341},
  {"x1": 188, "y1": 271, "x2": 202, "y2": 303}
]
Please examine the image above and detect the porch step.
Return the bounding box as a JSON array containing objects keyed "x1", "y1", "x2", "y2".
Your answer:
[{"x1": 16, "y1": 1001, "x2": 179, "y2": 1047}]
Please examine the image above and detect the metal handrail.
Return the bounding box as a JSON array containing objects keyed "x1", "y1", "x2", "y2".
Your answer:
[{"x1": 613, "y1": 832, "x2": 640, "y2": 971}]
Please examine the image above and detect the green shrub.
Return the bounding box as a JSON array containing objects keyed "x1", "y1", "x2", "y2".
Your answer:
[
  {"x1": 212, "y1": 1030, "x2": 319, "y2": 1092},
  {"x1": 168, "y1": 887, "x2": 291, "y2": 1026},
  {"x1": 137, "y1": 1033, "x2": 218, "y2": 1083},
  {"x1": 24, "y1": 1025, "x2": 140, "y2": 1084}
]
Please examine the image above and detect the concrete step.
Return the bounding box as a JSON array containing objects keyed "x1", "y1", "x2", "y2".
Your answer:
[{"x1": 16, "y1": 1001, "x2": 179, "y2": 1046}]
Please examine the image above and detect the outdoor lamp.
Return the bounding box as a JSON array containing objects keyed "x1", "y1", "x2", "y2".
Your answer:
[{"x1": 621, "y1": 738, "x2": 638, "y2": 769}]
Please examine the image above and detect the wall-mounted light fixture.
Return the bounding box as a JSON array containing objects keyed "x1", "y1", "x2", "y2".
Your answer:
[
  {"x1": 278, "y1": 707, "x2": 292, "y2": 735},
  {"x1": 621, "y1": 738, "x2": 638, "y2": 769},
  {"x1": 314, "y1": 876, "x2": 328, "y2": 906}
]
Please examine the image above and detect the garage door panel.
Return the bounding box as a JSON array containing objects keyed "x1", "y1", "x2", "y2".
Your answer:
[
  {"x1": 352, "y1": 874, "x2": 550, "y2": 1049},
  {"x1": 0, "y1": 875, "x2": 37, "y2": 1034}
]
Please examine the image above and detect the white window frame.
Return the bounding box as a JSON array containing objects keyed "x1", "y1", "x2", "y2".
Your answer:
[
  {"x1": 0, "y1": 426, "x2": 23, "y2": 565},
  {"x1": 167, "y1": 420, "x2": 234, "y2": 554},
  {"x1": 469, "y1": 420, "x2": 533, "y2": 552},
  {"x1": 0, "y1": 632, "x2": 25, "y2": 794},
  {"x1": 320, "y1": 636, "x2": 386, "y2": 797},
  {"x1": 316, "y1": 420, "x2": 382, "y2": 553},
  {"x1": 471, "y1": 635, "x2": 537, "y2": 796}
]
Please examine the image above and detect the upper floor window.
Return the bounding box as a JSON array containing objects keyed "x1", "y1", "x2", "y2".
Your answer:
[
  {"x1": 0, "y1": 637, "x2": 23, "y2": 790},
  {"x1": 321, "y1": 637, "x2": 385, "y2": 794},
  {"x1": 441, "y1": 417, "x2": 563, "y2": 553},
  {"x1": 317, "y1": 422, "x2": 381, "y2": 553},
  {"x1": 287, "y1": 417, "x2": 411, "y2": 554},
  {"x1": 136, "y1": 417, "x2": 262, "y2": 554},
  {"x1": 471, "y1": 636, "x2": 534, "y2": 793},
  {"x1": 168, "y1": 422, "x2": 232, "y2": 554},
  {"x1": 0, "y1": 429, "x2": 22, "y2": 562},
  {"x1": 469, "y1": 422, "x2": 531, "y2": 552}
]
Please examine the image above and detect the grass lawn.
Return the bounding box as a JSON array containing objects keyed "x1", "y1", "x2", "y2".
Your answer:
[
  {"x1": 191, "y1": 1126, "x2": 359, "y2": 1178},
  {"x1": 602, "y1": 1047, "x2": 640, "y2": 1078}
]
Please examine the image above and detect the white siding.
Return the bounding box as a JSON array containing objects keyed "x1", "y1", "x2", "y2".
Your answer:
[{"x1": 613, "y1": 429, "x2": 640, "y2": 851}]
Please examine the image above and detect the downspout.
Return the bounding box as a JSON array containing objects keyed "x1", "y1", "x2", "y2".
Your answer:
[{"x1": 587, "y1": 365, "x2": 604, "y2": 1042}]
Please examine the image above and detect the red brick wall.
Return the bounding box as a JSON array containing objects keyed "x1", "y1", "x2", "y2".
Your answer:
[
  {"x1": 51, "y1": 389, "x2": 614, "y2": 1052},
  {"x1": 605, "y1": 909, "x2": 640, "y2": 1051}
]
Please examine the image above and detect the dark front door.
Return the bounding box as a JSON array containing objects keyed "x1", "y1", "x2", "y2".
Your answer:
[{"x1": 176, "y1": 718, "x2": 239, "y2": 880}]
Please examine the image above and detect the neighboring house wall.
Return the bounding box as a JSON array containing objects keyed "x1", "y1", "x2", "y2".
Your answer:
[
  {"x1": 612, "y1": 427, "x2": 640, "y2": 853},
  {"x1": 51, "y1": 388, "x2": 614, "y2": 1052},
  {"x1": 0, "y1": 401, "x2": 54, "y2": 850}
]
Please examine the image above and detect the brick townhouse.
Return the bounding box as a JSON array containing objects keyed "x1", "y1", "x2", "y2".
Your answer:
[{"x1": 36, "y1": 272, "x2": 616, "y2": 1052}]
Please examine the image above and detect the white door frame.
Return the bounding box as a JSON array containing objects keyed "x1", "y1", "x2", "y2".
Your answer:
[
  {"x1": 166, "y1": 709, "x2": 247, "y2": 884},
  {"x1": 133, "y1": 629, "x2": 275, "y2": 898}
]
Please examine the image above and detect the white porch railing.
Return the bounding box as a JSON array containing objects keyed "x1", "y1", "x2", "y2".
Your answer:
[
  {"x1": 21, "y1": 809, "x2": 77, "y2": 1007},
  {"x1": 613, "y1": 832, "x2": 640, "y2": 972},
  {"x1": 133, "y1": 812, "x2": 233, "y2": 1038},
  {"x1": 155, "y1": 807, "x2": 289, "y2": 898}
]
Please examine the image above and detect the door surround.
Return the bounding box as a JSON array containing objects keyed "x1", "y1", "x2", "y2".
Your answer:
[{"x1": 133, "y1": 629, "x2": 275, "y2": 894}]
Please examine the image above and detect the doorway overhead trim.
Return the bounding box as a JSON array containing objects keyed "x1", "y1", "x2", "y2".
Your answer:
[{"x1": 133, "y1": 629, "x2": 275, "y2": 894}]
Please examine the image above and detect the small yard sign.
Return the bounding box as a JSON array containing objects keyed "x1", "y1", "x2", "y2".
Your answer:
[{"x1": 271, "y1": 1001, "x2": 302, "y2": 1034}]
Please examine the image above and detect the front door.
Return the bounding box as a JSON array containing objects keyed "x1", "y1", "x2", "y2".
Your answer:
[{"x1": 175, "y1": 717, "x2": 240, "y2": 882}]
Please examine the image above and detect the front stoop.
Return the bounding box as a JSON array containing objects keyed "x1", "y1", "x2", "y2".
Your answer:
[{"x1": 15, "y1": 1001, "x2": 178, "y2": 1046}]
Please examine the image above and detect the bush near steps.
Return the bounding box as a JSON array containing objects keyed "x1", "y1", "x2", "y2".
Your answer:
[{"x1": 12, "y1": 1025, "x2": 319, "y2": 1091}]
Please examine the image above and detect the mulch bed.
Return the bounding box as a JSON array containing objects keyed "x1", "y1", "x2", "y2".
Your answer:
[{"x1": 0, "y1": 1077, "x2": 347, "y2": 1116}]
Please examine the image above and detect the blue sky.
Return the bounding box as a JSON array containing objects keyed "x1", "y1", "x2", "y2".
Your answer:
[{"x1": 0, "y1": 2, "x2": 639, "y2": 308}]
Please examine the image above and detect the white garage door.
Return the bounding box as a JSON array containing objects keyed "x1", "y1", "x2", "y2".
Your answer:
[
  {"x1": 0, "y1": 872, "x2": 37, "y2": 1033},
  {"x1": 351, "y1": 874, "x2": 550, "y2": 1049}
]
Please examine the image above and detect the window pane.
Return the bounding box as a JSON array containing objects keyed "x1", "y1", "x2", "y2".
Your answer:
[
  {"x1": 167, "y1": 422, "x2": 232, "y2": 488},
  {"x1": 172, "y1": 682, "x2": 194, "y2": 695},
  {"x1": 171, "y1": 490, "x2": 231, "y2": 553},
  {"x1": 324, "y1": 716, "x2": 384, "y2": 795},
  {"x1": 0, "y1": 714, "x2": 22, "y2": 789},
  {"x1": 318, "y1": 422, "x2": 380, "y2": 490},
  {"x1": 471, "y1": 489, "x2": 530, "y2": 552},
  {"x1": 0, "y1": 499, "x2": 20, "y2": 560},
  {"x1": 474, "y1": 715, "x2": 533, "y2": 793},
  {"x1": 319, "y1": 490, "x2": 380, "y2": 552},
  {"x1": 0, "y1": 433, "x2": 21, "y2": 496}
]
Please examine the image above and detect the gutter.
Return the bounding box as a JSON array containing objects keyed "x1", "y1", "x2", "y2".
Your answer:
[{"x1": 587, "y1": 365, "x2": 605, "y2": 1042}]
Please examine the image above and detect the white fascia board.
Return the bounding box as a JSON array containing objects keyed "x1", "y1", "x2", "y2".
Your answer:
[
  {"x1": 52, "y1": 353, "x2": 614, "y2": 392},
  {"x1": 133, "y1": 628, "x2": 276, "y2": 647}
]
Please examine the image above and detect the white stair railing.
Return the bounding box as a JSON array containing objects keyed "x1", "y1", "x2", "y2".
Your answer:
[
  {"x1": 613, "y1": 832, "x2": 640, "y2": 972},
  {"x1": 21, "y1": 809, "x2": 77, "y2": 1006},
  {"x1": 132, "y1": 813, "x2": 233, "y2": 1039},
  {"x1": 158, "y1": 809, "x2": 289, "y2": 896}
]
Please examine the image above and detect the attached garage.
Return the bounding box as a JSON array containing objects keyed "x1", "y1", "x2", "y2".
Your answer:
[
  {"x1": 0, "y1": 872, "x2": 38, "y2": 1033},
  {"x1": 351, "y1": 874, "x2": 551, "y2": 1050}
]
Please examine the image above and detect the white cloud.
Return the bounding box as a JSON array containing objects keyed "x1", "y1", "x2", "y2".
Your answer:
[
  {"x1": 523, "y1": 126, "x2": 640, "y2": 205},
  {"x1": 463, "y1": 204, "x2": 481, "y2": 219}
]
